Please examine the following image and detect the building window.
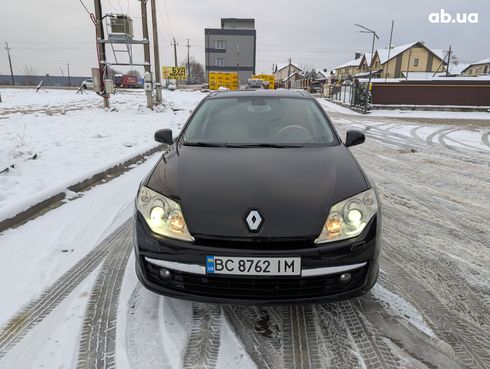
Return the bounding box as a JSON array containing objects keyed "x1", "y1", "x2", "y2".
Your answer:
[
  {"x1": 485, "y1": 66, "x2": 489, "y2": 74},
  {"x1": 214, "y1": 58, "x2": 225, "y2": 67},
  {"x1": 414, "y1": 58, "x2": 419, "y2": 67},
  {"x1": 214, "y1": 40, "x2": 226, "y2": 49}
]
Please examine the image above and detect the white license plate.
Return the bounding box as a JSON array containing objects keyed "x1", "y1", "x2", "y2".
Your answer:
[{"x1": 206, "y1": 256, "x2": 301, "y2": 276}]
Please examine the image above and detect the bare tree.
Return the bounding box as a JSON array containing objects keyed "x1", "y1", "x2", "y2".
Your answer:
[
  {"x1": 127, "y1": 69, "x2": 142, "y2": 78},
  {"x1": 23, "y1": 65, "x2": 37, "y2": 86},
  {"x1": 299, "y1": 63, "x2": 315, "y2": 73},
  {"x1": 180, "y1": 57, "x2": 205, "y2": 83}
]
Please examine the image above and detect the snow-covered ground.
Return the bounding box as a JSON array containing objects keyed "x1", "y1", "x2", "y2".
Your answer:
[
  {"x1": 319, "y1": 98, "x2": 490, "y2": 120},
  {"x1": 0, "y1": 90, "x2": 489, "y2": 369},
  {"x1": 0, "y1": 88, "x2": 205, "y2": 222},
  {"x1": 0, "y1": 154, "x2": 159, "y2": 325}
]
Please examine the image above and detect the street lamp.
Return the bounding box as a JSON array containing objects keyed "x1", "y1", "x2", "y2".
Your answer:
[{"x1": 355, "y1": 24, "x2": 379, "y2": 113}]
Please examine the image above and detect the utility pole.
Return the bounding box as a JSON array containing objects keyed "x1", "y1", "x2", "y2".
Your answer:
[
  {"x1": 140, "y1": 0, "x2": 153, "y2": 108},
  {"x1": 405, "y1": 47, "x2": 413, "y2": 81},
  {"x1": 150, "y1": 0, "x2": 162, "y2": 103},
  {"x1": 236, "y1": 45, "x2": 240, "y2": 89},
  {"x1": 170, "y1": 37, "x2": 178, "y2": 88},
  {"x1": 287, "y1": 58, "x2": 291, "y2": 89},
  {"x1": 355, "y1": 24, "x2": 379, "y2": 113},
  {"x1": 93, "y1": 0, "x2": 109, "y2": 108},
  {"x1": 446, "y1": 45, "x2": 452, "y2": 77},
  {"x1": 385, "y1": 20, "x2": 394, "y2": 81},
  {"x1": 186, "y1": 38, "x2": 191, "y2": 85},
  {"x1": 171, "y1": 37, "x2": 178, "y2": 67},
  {"x1": 4, "y1": 42, "x2": 15, "y2": 86},
  {"x1": 67, "y1": 62, "x2": 71, "y2": 87}
]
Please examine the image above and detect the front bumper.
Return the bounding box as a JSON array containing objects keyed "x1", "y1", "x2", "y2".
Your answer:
[{"x1": 133, "y1": 212, "x2": 380, "y2": 304}]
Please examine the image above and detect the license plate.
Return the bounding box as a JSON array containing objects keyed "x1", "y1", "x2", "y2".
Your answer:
[{"x1": 206, "y1": 256, "x2": 301, "y2": 276}]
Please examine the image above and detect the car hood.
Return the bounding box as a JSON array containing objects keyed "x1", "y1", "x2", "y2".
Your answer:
[{"x1": 146, "y1": 145, "x2": 368, "y2": 239}]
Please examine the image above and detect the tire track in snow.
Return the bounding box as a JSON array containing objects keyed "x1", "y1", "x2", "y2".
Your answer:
[
  {"x1": 481, "y1": 132, "x2": 490, "y2": 148},
  {"x1": 313, "y1": 304, "x2": 364, "y2": 369},
  {"x1": 282, "y1": 305, "x2": 321, "y2": 369},
  {"x1": 0, "y1": 221, "x2": 130, "y2": 359},
  {"x1": 319, "y1": 301, "x2": 399, "y2": 369},
  {"x1": 437, "y1": 129, "x2": 489, "y2": 155},
  {"x1": 378, "y1": 260, "x2": 490, "y2": 369},
  {"x1": 223, "y1": 305, "x2": 283, "y2": 369},
  {"x1": 364, "y1": 163, "x2": 490, "y2": 329},
  {"x1": 356, "y1": 135, "x2": 490, "y2": 367},
  {"x1": 182, "y1": 303, "x2": 221, "y2": 369},
  {"x1": 77, "y1": 223, "x2": 132, "y2": 369},
  {"x1": 126, "y1": 285, "x2": 172, "y2": 369}
]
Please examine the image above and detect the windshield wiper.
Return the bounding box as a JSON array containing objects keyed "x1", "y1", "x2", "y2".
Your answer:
[
  {"x1": 224, "y1": 143, "x2": 305, "y2": 148},
  {"x1": 182, "y1": 141, "x2": 227, "y2": 147}
]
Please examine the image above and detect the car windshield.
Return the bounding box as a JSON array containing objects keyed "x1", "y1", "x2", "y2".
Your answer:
[{"x1": 181, "y1": 96, "x2": 337, "y2": 147}]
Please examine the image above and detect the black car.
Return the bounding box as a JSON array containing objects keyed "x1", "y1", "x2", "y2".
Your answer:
[{"x1": 134, "y1": 89, "x2": 380, "y2": 304}]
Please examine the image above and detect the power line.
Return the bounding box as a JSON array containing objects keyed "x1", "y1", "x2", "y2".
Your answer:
[
  {"x1": 161, "y1": 0, "x2": 173, "y2": 36},
  {"x1": 78, "y1": 0, "x2": 92, "y2": 15},
  {"x1": 155, "y1": 0, "x2": 172, "y2": 39}
]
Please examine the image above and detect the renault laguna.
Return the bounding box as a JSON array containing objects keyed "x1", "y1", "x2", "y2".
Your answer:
[{"x1": 134, "y1": 89, "x2": 380, "y2": 304}]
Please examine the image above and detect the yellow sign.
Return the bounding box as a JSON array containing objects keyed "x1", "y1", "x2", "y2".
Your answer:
[
  {"x1": 252, "y1": 74, "x2": 275, "y2": 89},
  {"x1": 162, "y1": 66, "x2": 187, "y2": 80},
  {"x1": 208, "y1": 72, "x2": 239, "y2": 90}
]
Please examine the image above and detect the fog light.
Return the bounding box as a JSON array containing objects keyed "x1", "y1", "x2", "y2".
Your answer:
[
  {"x1": 339, "y1": 273, "x2": 352, "y2": 284},
  {"x1": 158, "y1": 268, "x2": 172, "y2": 283}
]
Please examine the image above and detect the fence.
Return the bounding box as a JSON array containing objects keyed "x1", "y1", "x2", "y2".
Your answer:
[
  {"x1": 331, "y1": 84, "x2": 356, "y2": 106},
  {"x1": 0, "y1": 75, "x2": 89, "y2": 87},
  {"x1": 371, "y1": 80, "x2": 490, "y2": 106}
]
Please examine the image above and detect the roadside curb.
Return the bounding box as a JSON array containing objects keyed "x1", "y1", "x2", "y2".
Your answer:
[{"x1": 0, "y1": 145, "x2": 164, "y2": 233}]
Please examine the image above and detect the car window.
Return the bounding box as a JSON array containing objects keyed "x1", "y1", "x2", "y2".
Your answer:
[{"x1": 181, "y1": 97, "x2": 337, "y2": 147}]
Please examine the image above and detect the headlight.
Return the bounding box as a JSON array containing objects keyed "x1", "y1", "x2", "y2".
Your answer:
[
  {"x1": 136, "y1": 186, "x2": 194, "y2": 242},
  {"x1": 315, "y1": 189, "x2": 378, "y2": 244}
]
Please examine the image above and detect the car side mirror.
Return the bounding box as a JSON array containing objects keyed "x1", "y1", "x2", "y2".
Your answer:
[
  {"x1": 154, "y1": 129, "x2": 173, "y2": 144},
  {"x1": 345, "y1": 130, "x2": 365, "y2": 147}
]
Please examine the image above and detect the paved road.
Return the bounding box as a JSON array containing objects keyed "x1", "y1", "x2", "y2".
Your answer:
[{"x1": 0, "y1": 108, "x2": 489, "y2": 369}]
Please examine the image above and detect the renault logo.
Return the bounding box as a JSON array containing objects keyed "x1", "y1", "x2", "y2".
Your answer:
[{"x1": 244, "y1": 209, "x2": 264, "y2": 233}]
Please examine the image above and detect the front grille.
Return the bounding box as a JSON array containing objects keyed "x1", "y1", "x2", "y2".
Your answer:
[
  {"x1": 145, "y1": 260, "x2": 367, "y2": 300},
  {"x1": 193, "y1": 237, "x2": 315, "y2": 250}
]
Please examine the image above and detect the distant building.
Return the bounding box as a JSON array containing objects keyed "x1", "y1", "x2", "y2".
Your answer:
[
  {"x1": 333, "y1": 56, "x2": 363, "y2": 81},
  {"x1": 273, "y1": 63, "x2": 302, "y2": 82},
  {"x1": 335, "y1": 42, "x2": 446, "y2": 81},
  {"x1": 461, "y1": 58, "x2": 490, "y2": 76},
  {"x1": 314, "y1": 69, "x2": 329, "y2": 81},
  {"x1": 370, "y1": 42, "x2": 446, "y2": 79},
  {"x1": 204, "y1": 18, "x2": 256, "y2": 85}
]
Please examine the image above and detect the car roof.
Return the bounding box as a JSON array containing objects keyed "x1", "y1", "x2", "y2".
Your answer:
[{"x1": 207, "y1": 89, "x2": 312, "y2": 99}]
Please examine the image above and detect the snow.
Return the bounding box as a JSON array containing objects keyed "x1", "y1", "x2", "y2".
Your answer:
[
  {"x1": 334, "y1": 57, "x2": 362, "y2": 70},
  {"x1": 1, "y1": 86, "x2": 489, "y2": 369},
  {"x1": 0, "y1": 268, "x2": 100, "y2": 369},
  {"x1": 115, "y1": 253, "x2": 138, "y2": 369},
  {"x1": 372, "y1": 284, "x2": 435, "y2": 337},
  {"x1": 0, "y1": 88, "x2": 206, "y2": 223},
  {"x1": 0, "y1": 153, "x2": 160, "y2": 324},
  {"x1": 469, "y1": 57, "x2": 490, "y2": 66},
  {"x1": 318, "y1": 98, "x2": 490, "y2": 120}
]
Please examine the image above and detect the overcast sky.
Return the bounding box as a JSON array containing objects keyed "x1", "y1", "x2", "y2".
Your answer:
[{"x1": 0, "y1": 0, "x2": 488, "y2": 77}]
